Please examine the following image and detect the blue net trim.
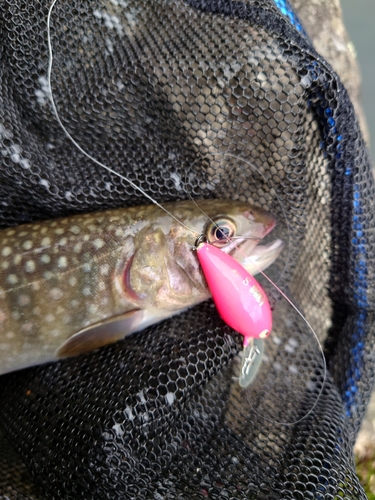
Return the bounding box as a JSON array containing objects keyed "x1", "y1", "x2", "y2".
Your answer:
[{"x1": 272, "y1": 0, "x2": 306, "y2": 35}]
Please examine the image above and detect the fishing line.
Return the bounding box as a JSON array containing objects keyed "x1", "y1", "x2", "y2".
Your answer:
[
  {"x1": 180, "y1": 154, "x2": 291, "y2": 284},
  {"x1": 47, "y1": 0, "x2": 199, "y2": 237},
  {"x1": 183, "y1": 167, "x2": 326, "y2": 424},
  {"x1": 200, "y1": 209, "x2": 326, "y2": 424},
  {"x1": 47, "y1": 2, "x2": 265, "y2": 247},
  {"x1": 244, "y1": 262, "x2": 327, "y2": 425},
  {"x1": 47, "y1": 1, "x2": 326, "y2": 423}
]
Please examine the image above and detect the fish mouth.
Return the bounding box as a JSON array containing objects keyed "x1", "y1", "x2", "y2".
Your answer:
[
  {"x1": 240, "y1": 239, "x2": 284, "y2": 276},
  {"x1": 219, "y1": 209, "x2": 276, "y2": 257},
  {"x1": 221, "y1": 209, "x2": 279, "y2": 272}
]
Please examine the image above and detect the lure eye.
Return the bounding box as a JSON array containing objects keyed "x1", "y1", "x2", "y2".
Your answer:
[{"x1": 206, "y1": 218, "x2": 236, "y2": 247}]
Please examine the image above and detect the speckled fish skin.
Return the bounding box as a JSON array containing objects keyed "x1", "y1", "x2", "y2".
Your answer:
[{"x1": 0, "y1": 200, "x2": 277, "y2": 374}]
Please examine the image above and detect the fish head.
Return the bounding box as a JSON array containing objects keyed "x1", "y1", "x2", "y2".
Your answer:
[
  {"x1": 196, "y1": 200, "x2": 276, "y2": 255},
  {"x1": 121, "y1": 200, "x2": 282, "y2": 312},
  {"x1": 185, "y1": 200, "x2": 283, "y2": 274}
]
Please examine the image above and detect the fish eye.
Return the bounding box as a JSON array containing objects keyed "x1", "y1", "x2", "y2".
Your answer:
[{"x1": 206, "y1": 218, "x2": 236, "y2": 247}]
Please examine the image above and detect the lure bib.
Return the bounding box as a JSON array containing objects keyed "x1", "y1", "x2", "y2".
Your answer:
[{"x1": 196, "y1": 243, "x2": 272, "y2": 346}]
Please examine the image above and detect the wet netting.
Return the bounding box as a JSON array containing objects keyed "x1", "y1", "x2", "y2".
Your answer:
[{"x1": 0, "y1": 0, "x2": 374, "y2": 498}]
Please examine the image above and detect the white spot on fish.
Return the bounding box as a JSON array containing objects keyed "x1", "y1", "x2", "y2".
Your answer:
[
  {"x1": 100, "y1": 264, "x2": 110, "y2": 274},
  {"x1": 70, "y1": 226, "x2": 81, "y2": 235},
  {"x1": 1, "y1": 247, "x2": 11, "y2": 257},
  {"x1": 18, "y1": 295, "x2": 31, "y2": 306},
  {"x1": 82, "y1": 263, "x2": 91, "y2": 273},
  {"x1": 82, "y1": 287, "x2": 91, "y2": 296},
  {"x1": 165, "y1": 392, "x2": 175, "y2": 405},
  {"x1": 1, "y1": 261, "x2": 9, "y2": 270},
  {"x1": 51, "y1": 329, "x2": 60, "y2": 337},
  {"x1": 25, "y1": 260, "x2": 36, "y2": 272},
  {"x1": 55, "y1": 228, "x2": 65, "y2": 235},
  {"x1": 45, "y1": 314, "x2": 55, "y2": 322},
  {"x1": 98, "y1": 282, "x2": 106, "y2": 291},
  {"x1": 13, "y1": 254, "x2": 21, "y2": 265},
  {"x1": 31, "y1": 282, "x2": 40, "y2": 292},
  {"x1": 21, "y1": 322, "x2": 34, "y2": 333},
  {"x1": 58, "y1": 256, "x2": 68, "y2": 268},
  {"x1": 6, "y1": 229, "x2": 16, "y2": 235},
  {"x1": 69, "y1": 276, "x2": 77, "y2": 287},
  {"x1": 43, "y1": 271, "x2": 54, "y2": 279},
  {"x1": 88, "y1": 304, "x2": 98, "y2": 314},
  {"x1": 58, "y1": 237, "x2": 68, "y2": 246},
  {"x1": 50, "y1": 288, "x2": 63, "y2": 300},
  {"x1": 32, "y1": 306, "x2": 41, "y2": 315},
  {"x1": 93, "y1": 238, "x2": 105, "y2": 249},
  {"x1": 5, "y1": 332, "x2": 15, "y2": 339},
  {"x1": 7, "y1": 274, "x2": 18, "y2": 285},
  {"x1": 62, "y1": 315, "x2": 72, "y2": 324},
  {"x1": 74, "y1": 243, "x2": 82, "y2": 253},
  {"x1": 22, "y1": 240, "x2": 33, "y2": 250},
  {"x1": 11, "y1": 311, "x2": 20, "y2": 320},
  {"x1": 272, "y1": 335, "x2": 282, "y2": 346},
  {"x1": 41, "y1": 255, "x2": 51, "y2": 264},
  {"x1": 71, "y1": 299, "x2": 79, "y2": 307},
  {"x1": 19, "y1": 231, "x2": 28, "y2": 237}
]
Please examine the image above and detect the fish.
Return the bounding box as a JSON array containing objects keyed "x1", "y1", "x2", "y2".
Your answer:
[{"x1": 0, "y1": 200, "x2": 283, "y2": 374}]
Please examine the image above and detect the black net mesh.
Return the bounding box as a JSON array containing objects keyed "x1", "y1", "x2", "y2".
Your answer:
[{"x1": 0, "y1": 0, "x2": 374, "y2": 498}]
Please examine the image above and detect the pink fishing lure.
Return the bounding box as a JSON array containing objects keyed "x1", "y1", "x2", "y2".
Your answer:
[{"x1": 196, "y1": 242, "x2": 272, "y2": 346}]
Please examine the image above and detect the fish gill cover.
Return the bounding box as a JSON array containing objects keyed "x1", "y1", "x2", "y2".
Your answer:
[{"x1": 0, "y1": 0, "x2": 374, "y2": 498}]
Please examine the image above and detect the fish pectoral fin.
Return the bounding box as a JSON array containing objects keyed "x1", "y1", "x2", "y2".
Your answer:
[{"x1": 56, "y1": 309, "x2": 144, "y2": 358}]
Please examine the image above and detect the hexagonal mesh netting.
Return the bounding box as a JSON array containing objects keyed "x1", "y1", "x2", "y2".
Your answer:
[{"x1": 0, "y1": 0, "x2": 374, "y2": 498}]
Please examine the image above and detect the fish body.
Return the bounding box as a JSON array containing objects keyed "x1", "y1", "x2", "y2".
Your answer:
[{"x1": 0, "y1": 200, "x2": 282, "y2": 374}]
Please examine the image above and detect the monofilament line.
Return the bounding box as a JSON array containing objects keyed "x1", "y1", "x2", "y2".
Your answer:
[
  {"x1": 189, "y1": 189, "x2": 326, "y2": 424},
  {"x1": 252, "y1": 266, "x2": 327, "y2": 425},
  {"x1": 46, "y1": 0, "x2": 199, "y2": 236},
  {"x1": 47, "y1": 2, "x2": 325, "y2": 424}
]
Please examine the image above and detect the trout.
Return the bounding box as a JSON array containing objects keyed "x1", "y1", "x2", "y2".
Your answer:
[{"x1": 0, "y1": 200, "x2": 283, "y2": 374}]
